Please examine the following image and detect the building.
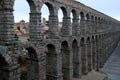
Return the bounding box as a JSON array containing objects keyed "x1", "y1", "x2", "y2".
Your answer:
[{"x1": 14, "y1": 20, "x2": 29, "y2": 41}]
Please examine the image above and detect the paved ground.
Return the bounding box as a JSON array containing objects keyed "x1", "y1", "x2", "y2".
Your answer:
[
  {"x1": 73, "y1": 70, "x2": 106, "y2": 80},
  {"x1": 101, "y1": 43, "x2": 120, "y2": 80}
]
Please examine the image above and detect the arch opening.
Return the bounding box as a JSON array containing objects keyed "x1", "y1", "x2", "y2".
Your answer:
[
  {"x1": 71, "y1": 9, "x2": 78, "y2": 36},
  {"x1": 86, "y1": 14, "x2": 90, "y2": 33},
  {"x1": 46, "y1": 44, "x2": 58, "y2": 80},
  {"x1": 72, "y1": 39, "x2": 80, "y2": 78},
  {"x1": 0, "y1": 54, "x2": 9, "y2": 80},
  {"x1": 14, "y1": 0, "x2": 30, "y2": 41},
  {"x1": 80, "y1": 38, "x2": 87, "y2": 75},
  {"x1": 86, "y1": 37, "x2": 92, "y2": 72},
  {"x1": 80, "y1": 12, "x2": 85, "y2": 34},
  {"x1": 95, "y1": 35, "x2": 100, "y2": 71},
  {"x1": 17, "y1": 47, "x2": 39, "y2": 80},
  {"x1": 41, "y1": 2, "x2": 58, "y2": 38},
  {"x1": 61, "y1": 41, "x2": 70, "y2": 80},
  {"x1": 58, "y1": 8, "x2": 64, "y2": 34},
  {"x1": 80, "y1": 12, "x2": 85, "y2": 21},
  {"x1": 58, "y1": 7, "x2": 68, "y2": 35},
  {"x1": 41, "y1": 4, "x2": 50, "y2": 39},
  {"x1": 91, "y1": 36, "x2": 96, "y2": 70}
]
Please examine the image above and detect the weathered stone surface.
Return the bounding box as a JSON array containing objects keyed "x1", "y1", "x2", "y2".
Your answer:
[{"x1": 0, "y1": 0, "x2": 120, "y2": 80}]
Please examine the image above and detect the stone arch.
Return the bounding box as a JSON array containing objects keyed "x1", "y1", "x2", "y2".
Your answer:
[
  {"x1": 80, "y1": 38, "x2": 87, "y2": 75},
  {"x1": 61, "y1": 41, "x2": 71, "y2": 80},
  {"x1": 101, "y1": 18, "x2": 103, "y2": 29},
  {"x1": 86, "y1": 36, "x2": 92, "y2": 72},
  {"x1": 58, "y1": 6, "x2": 68, "y2": 35},
  {"x1": 0, "y1": 54, "x2": 9, "y2": 80},
  {"x1": 0, "y1": 52, "x2": 18, "y2": 80},
  {"x1": 98, "y1": 17, "x2": 100, "y2": 22},
  {"x1": 26, "y1": 47, "x2": 39, "y2": 80},
  {"x1": 86, "y1": 13, "x2": 90, "y2": 33},
  {"x1": 91, "y1": 15, "x2": 94, "y2": 21},
  {"x1": 71, "y1": 9, "x2": 77, "y2": 19},
  {"x1": 13, "y1": 0, "x2": 31, "y2": 41},
  {"x1": 13, "y1": 0, "x2": 38, "y2": 41},
  {"x1": 95, "y1": 35, "x2": 99, "y2": 71},
  {"x1": 46, "y1": 44, "x2": 59, "y2": 80},
  {"x1": 26, "y1": 0, "x2": 36, "y2": 12},
  {"x1": 98, "y1": 17, "x2": 101, "y2": 29},
  {"x1": 13, "y1": 0, "x2": 36, "y2": 12},
  {"x1": 40, "y1": 3, "x2": 50, "y2": 38},
  {"x1": 103, "y1": 19, "x2": 105, "y2": 23},
  {"x1": 80, "y1": 12, "x2": 85, "y2": 20},
  {"x1": 60, "y1": 6, "x2": 71, "y2": 36},
  {"x1": 0, "y1": 54, "x2": 9, "y2": 67},
  {"x1": 72, "y1": 39, "x2": 81, "y2": 78},
  {"x1": 99, "y1": 35, "x2": 103, "y2": 68},
  {"x1": 95, "y1": 16, "x2": 98, "y2": 32},
  {"x1": 0, "y1": 46, "x2": 20, "y2": 80},
  {"x1": 71, "y1": 9, "x2": 79, "y2": 36},
  {"x1": 95, "y1": 16, "x2": 98, "y2": 22},
  {"x1": 42, "y1": 2, "x2": 55, "y2": 15},
  {"x1": 0, "y1": 47, "x2": 12, "y2": 65},
  {"x1": 13, "y1": 0, "x2": 36, "y2": 23},
  {"x1": 17, "y1": 55, "x2": 27, "y2": 80},
  {"x1": 91, "y1": 36, "x2": 96, "y2": 70},
  {"x1": 80, "y1": 12, "x2": 85, "y2": 34},
  {"x1": 101, "y1": 18, "x2": 103, "y2": 23},
  {"x1": 86, "y1": 14, "x2": 90, "y2": 20},
  {"x1": 41, "y1": 2, "x2": 59, "y2": 38},
  {"x1": 91, "y1": 15, "x2": 95, "y2": 33},
  {"x1": 59, "y1": 6, "x2": 68, "y2": 17}
]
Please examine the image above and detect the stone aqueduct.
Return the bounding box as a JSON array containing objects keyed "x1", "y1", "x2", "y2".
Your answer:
[{"x1": 0, "y1": 0, "x2": 120, "y2": 80}]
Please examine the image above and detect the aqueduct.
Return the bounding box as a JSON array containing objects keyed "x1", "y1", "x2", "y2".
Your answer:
[{"x1": 0, "y1": 0, "x2": 120, "y2": 80}]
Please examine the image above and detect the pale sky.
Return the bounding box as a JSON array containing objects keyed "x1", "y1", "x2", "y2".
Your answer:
[{"x1": 14, "y1": 0, "x2": 120, "y2": 22}]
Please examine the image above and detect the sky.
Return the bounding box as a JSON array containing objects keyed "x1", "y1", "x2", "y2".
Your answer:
[{"x1": 14, "y1": 0, "x2": 120, "y2": 22}]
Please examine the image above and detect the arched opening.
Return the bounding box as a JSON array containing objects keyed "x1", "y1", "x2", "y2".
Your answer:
[
  {"x1": 80, "y1": 12, "x2": 85, "y2": 21},
  {"x1": 95, "y1": 35, "x2": 99, "y2": 71},
  {"x1": 41, "y1": 4, "x2": 49, "y2": 39},
  {"x1": 86, "y1": 14, "x2": 90, "y2": 20},
  {"x1": 59, "y1": 7, "x2": 68, "y2": 35},
  {"x1": 61, "y1": 41, "x2": 71, "y2": 80},
  {"x1": 86, "y1": 37, "x2": 92, "y2": 72},
  {"x1": 41, "y1": 2, "x2": 58, "y2": 38},
  {"x1": 46, "y1": 44, "x2": 59, "y2": 80},
  {"x1": 99, "y1": 35, "x2": 102, "y2": 68},
  {"x1": 58, "y1": 7, "x2": 64, "y2": 34},
  {"x1": 101, "y1": 34, "x2": 104, "y2": 67},
  {"x1": 72, "y1": 39, "x2": 81, "y2": 78},
  {"x1": 17, "y1": 56, "x2": 27, "y2": 80},
  {"x1": 80, "y1": 12, "x2": 85, "y2": 34},
  {"x1": 95, "y1": 17, "x2": 97, "y2": 32},
  {"x1": 97, "y1": 17, "x2": 100, "y2": 31},
  {"x1": 80, "y1": 38, "x2": 87, "y2": 75},
  {"x1": 0, "y1": 54, "x2": 9, "y2": 80},
  {"x1": 86, "y1": 14, "x2": 90, "y2": 33},
  {"x1": 17, "y1": 47, "x2": 39, "y2": 80},
  {"x1": 91, "y1": 36, "x2": 96, "y2": 70},
  {"x1": 71, "y1": 9, "x2": 78, "y2": 36},
  {"x1": 70, "y1": 12, "x2": 73, "y2": 35},
  {"x1": 14, "y1": 0, "x2": 30, "y2": 41},
  {"x1": 91, "y1": 15, "x2": 94, "y2": 33}
]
